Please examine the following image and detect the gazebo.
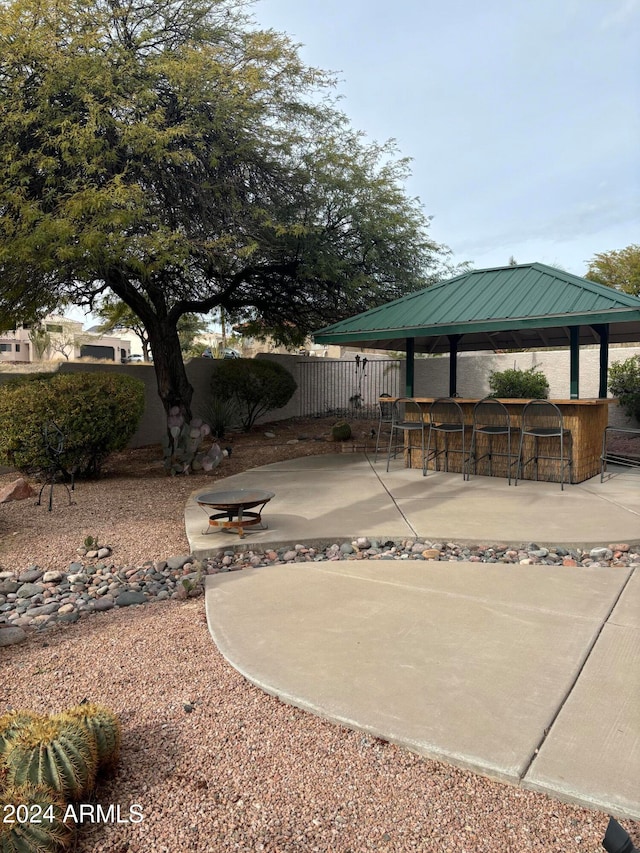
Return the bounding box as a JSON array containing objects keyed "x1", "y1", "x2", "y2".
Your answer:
[{"x1": 314, "y1": 263, "x2": 640, "y2": 399}]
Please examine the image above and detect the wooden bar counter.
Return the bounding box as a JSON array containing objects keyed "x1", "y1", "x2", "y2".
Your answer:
[{"x1": 393, "y1": 398, "x2": 612, "y2": 484}]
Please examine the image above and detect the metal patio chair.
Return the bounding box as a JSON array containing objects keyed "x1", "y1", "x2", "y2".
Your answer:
[
  {"x1": 465, "y1": 397, "x2": 515, "y2": 483},
  {"x1": 374, "y1": 394, "x2": 394, "y2": 462},
  {"x1": 386, "y1": 398, "x2": 425, "y2": 472},
  {"x1": 424, "y1": 398, "x2": 466, "y2": 478},
  {"x1": 515, "y1": 399, "x2": 573, "y2": 490}
]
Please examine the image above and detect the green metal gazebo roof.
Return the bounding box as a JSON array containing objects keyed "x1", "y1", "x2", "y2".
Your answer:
[{"x1": 314, "y1": 263, "x2": 640, "y2": 353}]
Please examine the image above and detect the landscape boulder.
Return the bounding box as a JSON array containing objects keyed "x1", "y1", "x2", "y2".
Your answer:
[{"x1": 0, "y1": 478, "x2": 36, "y2": 503}]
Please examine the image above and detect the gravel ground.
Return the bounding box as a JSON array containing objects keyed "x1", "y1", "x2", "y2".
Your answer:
[
  {"x1": 3, "y1": 600, "x2": 622, "y2": 853},
  {"x1": 2, "y1": 421, "x2": 639, "y2": 851}
]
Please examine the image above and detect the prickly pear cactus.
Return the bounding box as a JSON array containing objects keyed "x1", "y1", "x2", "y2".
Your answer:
[
  {"x1": 0, "y1": 782, "x2": 73, "y2": 853},
  {"x1": 163, "y1": 408, "x2": 229, "y2": 475},
  {"x1": 56, "y1": 704, "x2": 121, "y2": 775},
  {"x1": 4, "y1": 717, "x2": 98, "y2": 801},
  {"x1": 0, "y1": 711, "x2": 43, "y2": 757}
]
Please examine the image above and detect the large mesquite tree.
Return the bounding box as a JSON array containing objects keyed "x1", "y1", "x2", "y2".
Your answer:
[{"x1": 0, "y1": 0, "x2": 450, "y2": 421}]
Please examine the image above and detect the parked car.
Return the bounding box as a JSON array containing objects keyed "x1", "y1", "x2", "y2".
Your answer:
[
  {"x1": 124, "y1": 354, "x2": 145, "y2": 362},
  {"x1": 201, "y1": 347, "x2": 241, "y2": 359}
]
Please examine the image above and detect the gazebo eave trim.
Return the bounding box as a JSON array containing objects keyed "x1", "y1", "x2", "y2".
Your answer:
[{"x1": 313, "y1": 307, "x2": 640, "y2": 345}]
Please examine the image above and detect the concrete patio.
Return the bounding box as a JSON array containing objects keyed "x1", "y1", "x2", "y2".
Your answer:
[{"x1": 187, "y1": 455, "x2": 640, "y2": 820}]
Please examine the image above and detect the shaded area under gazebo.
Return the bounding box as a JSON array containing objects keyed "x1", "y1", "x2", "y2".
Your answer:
[{"x1": 314, "y1": 263, "x2": 640, "y2": 399}]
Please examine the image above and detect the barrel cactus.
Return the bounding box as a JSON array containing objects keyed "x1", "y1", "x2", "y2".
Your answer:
[
  {"x1": 0, "y1": 782, "x2": 73, "y2": 853},
  {"x1": 0, "y1": 711, "x2": 43, "y2": 757},
  {"x1": 56, "y1": 704, "x2": 121, "y2": 774},
  {"x1": 4, "y1": 717, "x2": 98, "y2": 801},
  {"x1": 331, "y1": 421, "x2": 352, "y2": 441}
]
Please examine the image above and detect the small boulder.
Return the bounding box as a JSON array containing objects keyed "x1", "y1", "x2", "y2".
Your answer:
[
  {"x1": 0, "y1": 478, "x2": 36, "y2": 503},
  {"x1": 91, "y1": 597, "x2": 115, "y2": 612},
  {"x1": 422, "y1": 549, "x2": 440, "y2": 560},
  {"x1": 42, "y1": 570, "x2": 65, "y2": 584},
  {"x1": 16, "y1": 582, "x2": 44, "y2": 599},
  {"x1": 167, "y1": 555, "x2": 193, "y2": 570},
  {"x1": 18, "y1": 567, "x2": 43, "y2": 583},
  {"x1": 0, "y1": 626, "x2": 28, "y2": 647},
  {"x1": 115, "y1": 590, "x2": 147, "y2": 607}
]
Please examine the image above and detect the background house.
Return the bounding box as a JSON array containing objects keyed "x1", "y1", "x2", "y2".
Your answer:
[{"x1": 0, "y1": 315, "x2": 132, "y2": 364}]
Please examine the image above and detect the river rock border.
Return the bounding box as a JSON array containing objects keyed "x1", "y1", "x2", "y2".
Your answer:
[{"x1": 1, "y1": 539, "x2": 638, "y2": 646}]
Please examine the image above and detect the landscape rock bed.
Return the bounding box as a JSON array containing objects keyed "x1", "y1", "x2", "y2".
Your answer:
[{"x1": 1, "y1": 538, "x2": 637, "y2": 644}]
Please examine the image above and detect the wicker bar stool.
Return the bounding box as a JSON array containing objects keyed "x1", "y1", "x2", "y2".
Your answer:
[
  {"x1": 515, "y1": 399, "x2": 573, "y2": 490},
  {"x1": 465, "y1": 397, "x2": 515, "y2": 484},
  {"x1": 424, "y1": 398, "x2": 466, "y2": 478},
  {"x1": 386, "y1": 398, "x2": 425, "y2": 472}
]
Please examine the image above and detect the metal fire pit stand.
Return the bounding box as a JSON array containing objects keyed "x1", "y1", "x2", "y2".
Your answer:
[{"x1": 196, "y1": 489, "x2": 275, "y2": 538}]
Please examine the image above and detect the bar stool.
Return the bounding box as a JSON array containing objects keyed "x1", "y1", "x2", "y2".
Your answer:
[
  {"x1": 600, "y1": 426, "x2": 640, "y2": 481},
  {"x1": 424, "y1": 397, "x2": 466, "y2": 478},
  {"x1": 374, "y1": 393, "x2": 394, "y2": 462},
  {"x1": 386, "y1": 398, "x2": 425, "y2": 471},
  {"x1": 515, "y1": 399, "x2": 573, "y2": 490},
  {"x1": 465, "y1": 397, "x2": 515, "y2": 484}
]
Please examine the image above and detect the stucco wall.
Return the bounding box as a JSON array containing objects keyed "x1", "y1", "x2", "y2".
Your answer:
[{"x1": 1, "y1": 346, "x2": 638, "y2": 451}]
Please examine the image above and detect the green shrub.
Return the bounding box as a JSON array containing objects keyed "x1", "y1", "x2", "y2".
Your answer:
[
  {"x1": 608, "y1": 355, "x2": 640, "y2": 422},
  {"x1": 211, "y1": 358, "x2": 297, "y2": 431},
  {"x1": 0, "y1": 372, "x2": 145, "y2": 477},
  {"x1": 488, "y1": 365, "x2": 549, "y2": 399}
]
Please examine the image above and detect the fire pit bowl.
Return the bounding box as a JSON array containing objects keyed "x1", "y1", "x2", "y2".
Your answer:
[{"x1": 196, "y1": 489, "x2": 275, "y2": 538}]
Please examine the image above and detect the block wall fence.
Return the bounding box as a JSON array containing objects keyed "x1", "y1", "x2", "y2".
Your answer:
[{"x1": 0, "y1": 346, "x2": 638, "y2": 449}]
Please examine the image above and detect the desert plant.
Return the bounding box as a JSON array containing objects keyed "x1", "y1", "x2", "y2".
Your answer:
[
  {"x1": 199, "y1": 396, "x2": 241, "y2": 439},
  {"x1": 608, "y1": 355, "x2": 640, "y2": 422},
  {"x1": 162, "y1": 409, "x2": 230, "y2": 475},
  {"x1": 0, "y1": 372, "x2": 145, "y2": 477},
  {"x1": 0, "y1": 782, "x2": 73, "y2": 852},
  {"x1": 56, "y1": 704, "x2": 121, "y2": 775},
  {"x1": 4, "y1": 717, "x2": 98, "y2": 801},
  {"x1": 488, "y1": 365, "x2": 549, "y2": 399},
  {"x1": 211, "y1": 358, "x2": 297, "y2": 431},
  {"x1": 0, "y1": 711, "x2": 44, "y2": 757},
  {"x1": 331, "y1": 421, "x2": 352, "y2": 441}
]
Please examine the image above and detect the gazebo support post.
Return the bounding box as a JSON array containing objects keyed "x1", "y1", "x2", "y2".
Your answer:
[
  {"x1": 591, "y1": 323, "x2": 610, "y2": 398},
  {"x1": 570, "y1": 326, "x2": 580, "y2": 399},
  {"x1": 405, "y1": 337, "x2": 415, "y2": 397},
  {"x1": 448, "y1": 335, "x2": 462, "y2": 397}
]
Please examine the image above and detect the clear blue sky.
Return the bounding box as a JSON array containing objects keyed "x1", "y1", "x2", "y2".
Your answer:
[{"x1": 253, "y1": 0, "x2": 640, "y2": 276}]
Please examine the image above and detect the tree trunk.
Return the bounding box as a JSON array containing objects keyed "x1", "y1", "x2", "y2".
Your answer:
[{"x1": 147, "y1": 320, "x2": 194, "y2": 422}]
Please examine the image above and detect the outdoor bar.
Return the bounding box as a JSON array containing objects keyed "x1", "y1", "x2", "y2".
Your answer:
[
  {"x1": 314, "y1": 264, "x2": 640, "y2": 486},
  {"x1": 397, "y1": 397, "x2": 611, "y2": 483}
]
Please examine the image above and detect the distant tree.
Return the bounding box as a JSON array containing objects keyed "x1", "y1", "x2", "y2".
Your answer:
[
  {"x1": 98, "y1": 298, "x2": 205, "y2": 359},
  {"x1": 177, "y1": 313, "x2": 207, "y2": 356},
  {"x1": 585, "y1": 245, "x2": 640, "y2": 296},
  {"x1": 0, "y1": 0, "x2": 450, "y2": 430},
  {"x1": 28, "y1": 324, "x2": 52, "y2": 360},
  {"x1": 96, "y1": 298, "x2": 152, "y2": 361},
  {"x1": 48, "y1": 331, "x2": 76, "y2": 360}
]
